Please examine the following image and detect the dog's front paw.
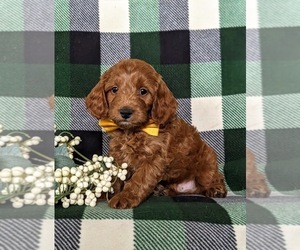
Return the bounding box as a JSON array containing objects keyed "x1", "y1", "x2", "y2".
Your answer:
[
  {"x1": 204, "y1": 185, "x2": 227, "y2": 198},
  {"x1": 247, "y1": 187, "x2": 270, "y2": 198},
  {"x1": 108, "y1": 193, "x2": 139, "y2": 209}
]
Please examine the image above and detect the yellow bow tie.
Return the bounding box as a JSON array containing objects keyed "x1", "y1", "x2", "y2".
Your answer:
[{"x1": 99, "y1": 119, "x2": 159, "y2": 136}]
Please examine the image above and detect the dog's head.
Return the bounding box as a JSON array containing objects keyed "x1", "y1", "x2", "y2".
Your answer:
[{"x1": 86, "y1": 59, "x2": 178, "y2": 129}]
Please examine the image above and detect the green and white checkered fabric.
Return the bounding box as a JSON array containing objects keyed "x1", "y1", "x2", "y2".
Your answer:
[
  {"x1": 0, "y1": 0, "x2": 55, "y2": 249},
  {"x1": 1, "y1": 0, "x2": 299, "y2": 249},
  {"x1": 246, "y1": 1, "x2": 300, "y2": 250},
  {"x1": 54, "y1": 0, "x2": 247, "y2": 195}
]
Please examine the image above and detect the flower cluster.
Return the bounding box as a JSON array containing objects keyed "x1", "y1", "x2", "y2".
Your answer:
[
  {"x1": 0, "y1": 163, "x2": 54, "y2": 208},
  {"x1": 54, "y1": 134, "x2": 81, "y2": 159},
  {"x1": 55, "y1": 155, "x2": 128, "y2": 208},
  {"x1": 0, "y1": 124, "x2": 129, "y2": 209},
  {"x1": 0, "y1": 134, "x2": 42, "y2": 159}
]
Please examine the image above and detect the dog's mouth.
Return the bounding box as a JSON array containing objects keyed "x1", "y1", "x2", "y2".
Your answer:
[
  {"x1": 118, "y1": 120, "x2": 134, "y2": 129},
  {"x1": 116, "y1": 119, "x2": 148, "y2": 131}
]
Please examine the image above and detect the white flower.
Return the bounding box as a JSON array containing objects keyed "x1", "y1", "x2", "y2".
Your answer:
[
  {"x1": 105, "y1": 162, "x2": 112, "y2": 168},
  {"x1": 22, "y1": 153, "x2": 30, "y2": 159},
  {"x1": 74, "y1": 187, "x2": 81, "y2": 194},
  {"x1": 31, "y1": 187, "x2": 42, "y2": 194},
  {"x1": 11, "y1": 177, "x2": 23, "y2": 184},
  {"x1": 31, "y1": 136, "x2": 42, "y2": 145},
  {"x1": 54, "y1": 170, "x2": 62, "y2": 178},
  {"x1": 74, "y1": 136, "x2": 81, "y2": 144},
  {"x1": 70, "y1": 175, "x2": 78, "y2": 183},
  {"x1": 12, "y1": 201, "x2": 24, "y2": 208},
  {"x1": 89, "y1": 193, "x2": 95, "y2": 199},
  {"x1": 62, "y1": 177, "x2": 69, "y2": 184},
  {"x1": 9, "y1": 137, "x2": 19, "y2": 143},
  {"x1": 33, "y1": 170, "x2": 43, "y2": 178},
  {"x1": 70, "y1": 193, "x2": 77, "y2": 200},
  {"x1": 24, "y1": 193, "x2": 35, "y2": 200},
  {"x1": 35, "y1": 181, "x2": 46, "y2": 189},
  {"x1": 0, "y1": 169, "x2": 11, "y2": 178},
  {"x1": 88, "y1": 164, "x2": 94, "y2": 172},
  {"x1": 62, "y1": 169, "x2": 69, "y2": 177},
  {"x1": 95, "y1": 192, "x2": 102, "y2": 198},
  {"x1": 92, "y1": 154, "x2": 98, "y2": 162},
  {"x1": 25, "y1": 167, "x2": 35, "y2": 175},
  {"x1": 90, "y1": 200, "x2": 96, "y2": 207},
  {"x1": 24, "y1": 140, "x2": 33, "y2": 146},
  {"x1": 36, "y1": 199, "x2": 46, "y2": 206},
  {"x1": 62, "y1": 202, "x2": 70, "y2": 208},
  {"x1": 70, "y1": 167, "x2": 77, "y2": 175},
  {"x1": 77, "y1": 199, "x2": 84, "y2": 206},
  {"x1": 0, "y1": 136, "x2": 10, "y2": 142},
  {"x1": 85, "y1": 198, "x2": 91, "y2": 205},
  {"x1": 75, "y1": 170, "x2": 82, "y2": 178},
  {"x1": 117, "y1": 169, "x2": 128, "y2": 181},
  {"x1": 25, "y1": 175, "x2": 36, "y2": 183},
  {"x1": 121, "y1": 163, "x2": 128, "y2": 169},
  {"x1": 47, "y1": 198, "x2": 55, "y2": 206}
]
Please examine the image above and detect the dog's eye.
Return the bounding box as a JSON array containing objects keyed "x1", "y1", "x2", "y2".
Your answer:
[
  {"x1": 139, "y1": 88, "x2": 148, "y2": 96},
  {"x1": 111, "y1": 86, "x2": 118, "y2": 94}
]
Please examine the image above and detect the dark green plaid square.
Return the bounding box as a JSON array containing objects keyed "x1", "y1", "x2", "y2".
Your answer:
[
  {"x1": 220, "y1": 27, "x2": 246, "y2": 61},
  {"x1": 55, "y1": 32, "x2": 70, "y2": 64},
  {"x1": 130, "y1": 32, "x2": 160, "y2": 65},
  {"x1": 55, "y1": 63, "x2": 71, "y2": 96},
  {"x1": 70, "y1": 64, "x2": 100, "y2": 97},
  {"x1": 159, "y1": 64, "x2": 190, "y2": 98},
  {"x1": 223, "y1": 128, "x2": 246, "y2": 162},
  {"x1": 222, "y1": 60, "x2": 246, "y2": 95}
]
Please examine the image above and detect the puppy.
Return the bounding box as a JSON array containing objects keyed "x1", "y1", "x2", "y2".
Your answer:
[{"x1": 86, "y1": 59, "x2": 227, "y2": 208}]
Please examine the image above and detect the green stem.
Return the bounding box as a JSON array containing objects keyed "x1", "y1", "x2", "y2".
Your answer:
[
  {"x1": 7, "y1": 131, "x2": 31, "y2": 138},
  {"x1": 69, "y1": 145, "x2": 90, "y2": 162},
  {"x1": 25, "y1": 146, "x2": 53, "y2": 162},
  {"x1": 111, "y1": 164, "x2": 121, "y2": 186},
  {"x1": 58, "y1": 131, "x2": 75, "y2": 139},
  {"x1": 73, "y1": 157, "x2": 86, "y2": 164}
]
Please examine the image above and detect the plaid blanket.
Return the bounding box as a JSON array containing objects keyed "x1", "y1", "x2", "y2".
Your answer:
[{"x1": 1, "y1": 0, "x2": 299, "y2": 249}]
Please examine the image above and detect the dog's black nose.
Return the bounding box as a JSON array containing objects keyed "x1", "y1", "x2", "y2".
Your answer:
[{"x1": 120, "y1": 108, "x2": 133, "y2": 119}]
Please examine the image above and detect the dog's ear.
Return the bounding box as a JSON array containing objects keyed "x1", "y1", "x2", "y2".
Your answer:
[
  {"x1": 85, "y1": 71, "x2": 110, "y2": 119},
  {"x1": 151, "y1": 77, "x2": 178, "y2": 126}
]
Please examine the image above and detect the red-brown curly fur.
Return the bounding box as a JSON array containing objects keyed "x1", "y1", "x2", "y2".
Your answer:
[{"x1": 86, "y1": 59, "x2": 227, "y2": 209}]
